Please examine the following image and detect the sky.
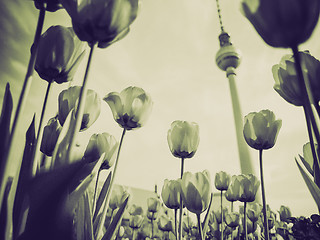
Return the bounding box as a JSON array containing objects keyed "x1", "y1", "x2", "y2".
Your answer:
[{"x1": 1, "y1": 0, "x2": 320, "y2": 218}]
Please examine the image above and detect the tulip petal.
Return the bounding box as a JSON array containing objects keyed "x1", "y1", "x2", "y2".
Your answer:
[{"x1": 104, "y1": 92, "x2": 123, "y2": 121}]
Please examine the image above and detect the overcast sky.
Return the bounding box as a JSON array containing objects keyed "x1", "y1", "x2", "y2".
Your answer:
[{"x1": 1, "y1": 0, "x2": 320, "y2": 217}]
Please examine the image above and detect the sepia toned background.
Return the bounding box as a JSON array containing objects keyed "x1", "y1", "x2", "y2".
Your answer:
[{"x1": 1, "y1": 0, "x2": 320, "y2": 217}]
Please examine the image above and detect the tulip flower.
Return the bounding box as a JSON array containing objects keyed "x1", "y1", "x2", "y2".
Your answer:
[
  {"x1": 179, "y1": 170, "x2": 211, "y2": 215},
  {"x1": 58, "y1": 86, "x2": 101, "y2": 131},
  {"x1": 273, "y1": 51, "x2": 320, "y2": 106},
  {"x1": 129, "y1": 204, "x2": 143, "y2": 216},
  {"x1": 147, "y1": 197, "x2": 161, "y2": 213},
  {"x1": 60, "y1": 0, "x2": 140, "y2": 48},
  {"x1": 158, "y1": 215, "x2": 174, "y2": 232},
  {"x1": 35, "y1": 25, "x2": 86, "y2": 84},
  {"x1": 215, "y1": 171, "x2": 230, "y2": 191},
  {"x1": 240, "y1": 0, "x2": 320, "y2": 48},
  {"x1": 243, "y1": 109, "x2": 282, "y2": 150},
  {"x1": 104, "y1": 86, "x2": 153, "y2": 130},
  {"x1": 129, "y1": 215, "x2": 144, "y2": 229},
  {"x1": 161, "y1": 179, "x2": 181, "y2": 210},
  {"x1": 83, "y1": 132, "x2": 118, "y2": 168},
  {"x1": 109, "y1": 185, "x2": 130, "y2": 210},
  {"x1": 225, "y1": 175, "x2": 240, "y2": 209},
  {"x1": 237, "y1": 174, "x2": 260, "y2": 203},
  {"x1": 40, "y1": 116, "x2": 62, "y2": 156},
  {"x1": 279, "y1": 205, "x2": 292, "y2": 223},
  {"x1": 247, "y1": 203, "x2": 262, "y2": 223},
  {"x1": 225, "y1": 212, "x2": 240, "y2": 228},
  {"x1": 33, "y1": 0, "x2": 62, "y2": 12},
  {"x1": 167, "y1": 120, "x2": 200, "y2": 159}
]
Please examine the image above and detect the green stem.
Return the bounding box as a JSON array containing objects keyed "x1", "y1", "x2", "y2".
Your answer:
[
  {"x1": 132, "y1": 228, "x2": 137, "y2": 240},
  {"x1": 178, "y1": 157, "x2": 185, "y2": 240},
  {"x1": 259, "y1": 150, "x2": 269, "y2": 240},
  {"x1": 0, "y1": 6, "x2": 46, "y2": 211},
  {"x1": 196, "y1": 213, "x2": 204, "y2": 240},
  {"x1": 151, "y1": 212, "x2": 154, "y2": 239},
  {"x1": 95, "y1": 128, "x2": 126, "y2": 239},
  {"x1": 67, "y1": 43, "x2": 97, "y2": 161},
  {"x1": 32, "y1": 81, "x2": 52, "y2": 176},
  {"x1": 231, "y1": 201, "x2": 234, "y2": 213},
  {"x1": 303, "y1": 105, "x2": 320, "y2": 187},
  {"x1": 92, "y1": 169, "x2": 101, "y2": 215},
  {"x1": 174, "y1": 209, "x2": 178, "y2": 239},
  {"x1": 243, "y1": 202, "x2": 247, "y2": 240},
  {"x1": 220, "y1": 190, "x2": 224, "y2": 240}
]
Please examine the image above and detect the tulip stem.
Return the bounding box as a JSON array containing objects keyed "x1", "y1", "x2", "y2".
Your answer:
[
  {"x1": 151, "y1": 212, "x2": 154, "y2": 239},
  {"x1": 196, "y1": 213, "x2": 204, "y2": 240},
  {"x1": 231, "y1": 201, "x2": 234, "y2": 213},
  {"x1": 67, "y1": 42, "x2": 97, "y2": 161},
  {"x1": 174, "y1": 209, "x2": 178, "y2": 239},
  {"x1": 220, "y1": 190, "x2": 224, "y2": 240},
  {"x1": 0, "y1": 6, "x2": 46, "y2": 210},
  {"x1": 259, "y1": 150, "x2": 269, "y2": 240},
  {"x1": 243, "y1": 202, "x2": 247, "y2": 240},
  {"x1": 95, "y1": 128, "x2": 126, "y2": 239},
  {"x1": 32, "y1": 81, "x2": 52, "y2": 176},
  {"x1": 303, "y1": 106, "x2": 320, "y2": 187},
  {"x1": 178, "y1": 157, "x2": 185, "y2": 240},
  {"x1": 92, "y1": 169, "x2": 101, "y2": 215}
]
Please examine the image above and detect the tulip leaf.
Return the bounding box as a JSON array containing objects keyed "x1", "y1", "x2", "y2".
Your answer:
[
  {"x1": 17, "y1": 160, "x2": 86, "y2": 240},
  {"x1": 0, "y1": 177, "x2": 13, "y2": 240},
  {"x1": 202, "y1": 193, "x2": 214, "y2": 234},
  {"x1": 13, "y1": 115, "x2": 36, "y2": 239},
  {"x1": 299, "y1": 154, "x2": 314, "y2": 176},
  {"x1": 73, "y1": 191, "x2": 94, "y2": 240},
  {"x1": 101, "y1": 196, "x2": 129, "y2": 240},
  {"x1": 93, "y1": 171, "x2": 112, "y2": 222},
  {"x1": 295, "y1": 158, "x2": 320, "y2": 212}
]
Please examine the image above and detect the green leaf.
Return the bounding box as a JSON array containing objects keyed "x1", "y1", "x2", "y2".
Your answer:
[
  {"x1": 202, "y1": 193, "x2": 213, "y2": 234},
  {"x1": 13, "y1": 115, "x2": 36, "y2": 239},
  {"x1": 299, "y1": 154, "x2": 314, "y2": 176},
  {"x1": 0, "y1": 177, "x2": 13, "y2": 240},
  {"x1": 93, "y1": 172, "x2": 112, "y2": 222},
  {"x1": 101, "y1": 196, "x2": 129, "y2": 240},
  {"x1": 295, "y1": 158, "x2": 320, "y2": 212}
]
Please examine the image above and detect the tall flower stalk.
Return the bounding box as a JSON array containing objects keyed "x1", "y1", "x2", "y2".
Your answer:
[
  {"x1": 259, "y1": 150, "x2": 269, "y2": 240},
  {"x1": 0, "y1": 6, "x2": 46, "y2": 208},
  {"x1": 243, "y1": 201, "x2": 248, "y2": 240},
  {"x1": 178, "y1": 157, "x2": 185, "y2": 240}
]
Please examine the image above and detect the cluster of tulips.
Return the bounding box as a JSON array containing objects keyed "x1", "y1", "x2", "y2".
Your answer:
[{"x1": 1, "y1": 0, "x2": 320, "y2": 239}]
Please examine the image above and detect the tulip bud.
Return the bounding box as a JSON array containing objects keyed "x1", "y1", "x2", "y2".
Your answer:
[
  {"x1": 83, "y1": 132, "x2": 118, "y2": 167},
  {"x1": 129, "y1": 215, "x2": 144, "y2": 229},
  {"x1": 240, "y1": 0, "x2": 320, "y2": 48},
  {"x1": 35, "y1": 26, "x2": 85, "y2": 84},
  {"x1": 225, "y1": 212, "x2": 240, "y2": 228},
  {"x1": 33, "y1": 0, "x2": 62, "y2": 12},
  {"x1": 109, "y1": 185, "x2": 130, "y2": 210},
  {"x1": 147, "y1": 211, "x2": 158, "y2": 220},
  {"x1": 215, "y1": 171, "x2": 230, "y2": 191},
  {"x1": 157, "y1": 216, "x2": 173, "y2": 232},
  {"x1": 104, "y1": 86, "x2": 153, "y2": 130},
  {"x1": 237, "y1": 174, "x2": 260, "y2": 203},
  {"x1": 214, "y1": 208, "x2": 228, "y2": 224},
  {"x1": 161, "y1": 179, "x2": 181, "y2": 210},
  {"x1": 279, "y1": 205, "x2": 292, "y2": 222},
  {"x1": 40, "y1": 116, "x2": 62, "y2": 156},
  {"x1": 225, "y1": 175, "x2": 240, "y2": 202},
  {"x1": 147, "y1": 197, "x2": 161, "y2": 213},
  {"x1": 167, "y1": 120, "x2": 200, "y2": 159},
  {"x1": 179, "y1": 170, "x2": 211, "y2": 214},
  {"x1": 60, "y1": 0, "x2": 140, "y2": 48},
  {"x1": 240, "y1": 217, "x2": 257, "y2": 234},
  {"x1": 243, "y1": 109, "x2": 282, "y2": 150},
  {"x1": 129, "y1": 204, "x2": 143, "y2": 216},
  {"x1": 247, "y1": 202, "x2": 262, "y2": 222},
  {"x1": 58, "y1": 86, "x2": 101, "y2": 131}
]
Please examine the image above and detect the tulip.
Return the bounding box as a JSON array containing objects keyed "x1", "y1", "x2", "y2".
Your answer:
[
  {"x1": 83, "y1": 132, "x2": 118, "y2": 168},
  {"x1": 58, "y1": 86, "x2": 101, "y2": 131},
  {"x1": 60, "y1": 0, "x2": 140, "y2": 48},
  {"x1": 129, "y1": 204, "x2": 143, "y2": 216},
  {"x1": 247, "y1": 203, "x2": 262, "y2": 222},
  {"x1": 147, "y1": 211, "x2": 158, "y2": 220},
  {"x1": 161, "y1": 179, "x2": 181, "y2": 210},
  {"x1": 129, "y1": 215, "x2": 144, "y2": 229},
  {"x1": 240, "y1": 0, "x2": 320, "y2": 48},
  {"x1": 147, "y1": 197, "x2": 161, "y2": 213},
  {"x1": 167, "y1": 121, "x2": 200, "y2": 159},
  {"x1": 225, "y1": 175, "x2": 240, "y2": 203},
  {"x1": 104, "y1": 86, "x2": 153, "y2": 130},
  {"x1": 33, "y1": 0, "x2": 62, "y2": 12},
  {"x1": 40, "y1": 116, "x2": 62, "y2": 156},
  {"x1": 225, "y1": 212, "x2": 240, "y2": 228},
  {"x1": 273, "y1": 51, "x2": 320, "y2": 106},
  {"x1": 243, "y1": 109, "x2": 282, "y2": 150},
  {"x1": 179, "y1": 170, "x2": 211, "y2": 214},
  {"x1": 35, "y1": 25, "x2": 86, "y2": 84},
  {"x1": 279, "y1": 205, "x2": 292, "y2": 222},
  {"x1": 240, "y1": 217, "x2": 257, "y2": 235},
  {"x1": 109, "y1": 185, "x2": 130, "y2": 210},
  {"x1": 215, "y1": 171, "x2": 230, "y2": 191},
  {"x1": 237, "y1": 174, "x2": 260, "y2": 203},
  {"x1": 158, "y1": 215, "x2": 174, "y2": 232}
]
